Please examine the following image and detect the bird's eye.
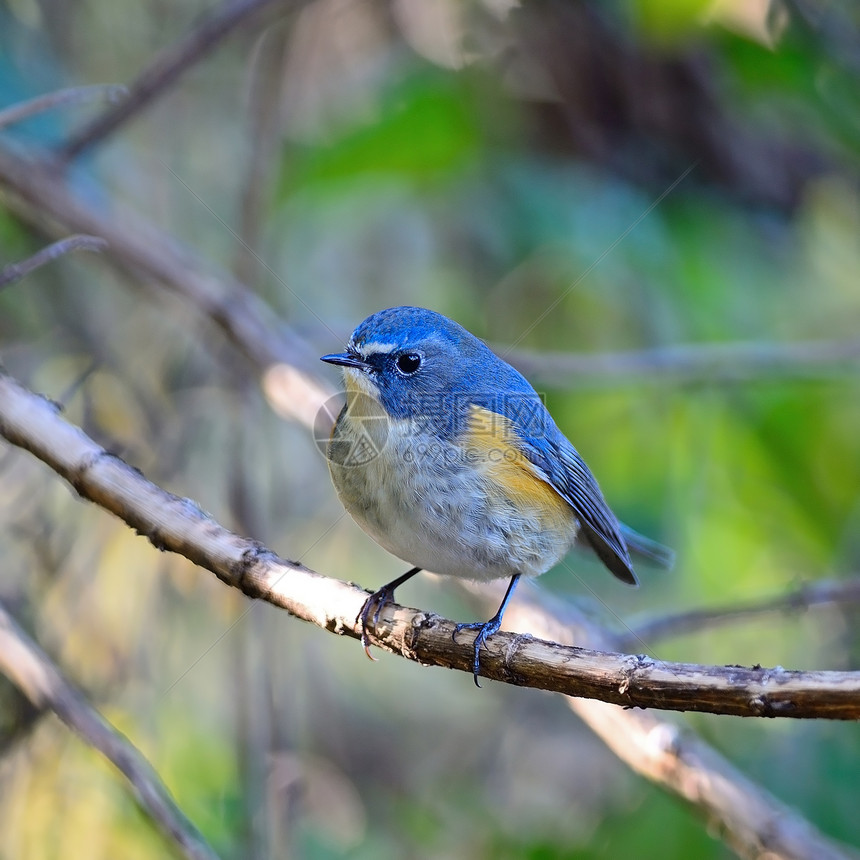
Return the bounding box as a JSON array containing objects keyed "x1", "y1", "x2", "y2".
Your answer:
[{"x1": 395, "y1": 352, "x2": 422, "y2": 376}]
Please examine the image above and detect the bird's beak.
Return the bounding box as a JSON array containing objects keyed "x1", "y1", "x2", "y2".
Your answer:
[{"x1": 320, "y1": 351, "x2": 370, "y2": 371}]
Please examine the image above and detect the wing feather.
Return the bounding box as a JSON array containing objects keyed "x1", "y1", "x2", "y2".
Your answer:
[{"x1": 521, "y1": 435, "x2": 638, "y2": 585}]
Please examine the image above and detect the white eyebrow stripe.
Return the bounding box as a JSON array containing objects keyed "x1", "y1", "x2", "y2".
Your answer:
[{"x1": 358, "y1": 340, "x2": 399, "y2": 356}]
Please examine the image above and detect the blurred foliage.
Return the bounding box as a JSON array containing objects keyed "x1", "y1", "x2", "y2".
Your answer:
[{"x1": 1, "y1": 0, "x2": 860, "y2": 858}]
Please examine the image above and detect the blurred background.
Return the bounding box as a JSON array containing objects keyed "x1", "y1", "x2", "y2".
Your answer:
[{"x1": 1, "y1": 0, "x2": 859, "y2": 857}]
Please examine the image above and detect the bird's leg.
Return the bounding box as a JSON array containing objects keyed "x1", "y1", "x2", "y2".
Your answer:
[
  {"x1": 358, "y1": 567, "x2": 422, "y2": 658},
  {"x1": 453, "y1": 574, "x2": 521, "y2": 687}
]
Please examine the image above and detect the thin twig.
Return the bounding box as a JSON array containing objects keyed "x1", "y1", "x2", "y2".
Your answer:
[
  {"x1": 0, "y1": 85, "x2": 128, "y2": 131},
  {"x1": 622, "y1": 579, "x2": 860, "y2": 648},
  {"x1": 0, "y1": 601, "x2": 219, "y2": 860},
  {"x1": 0, "y1": 144, "x2": 323, "y2": 376},
  {"x1": 505, "y1": 337, "x2": 860, "y2": 388},
  {"x1": 58, "y1": 0, "x2": 295, "y2": 162},
  {"x1": 6, "y1": 144, "x2": 860, "y2": 394},
  {"x1": 0, "y1": 368, "x2": 858, "y2": 720},
  {"x1": 0, "y1": 235, "x2": 109, "y2": 290}
]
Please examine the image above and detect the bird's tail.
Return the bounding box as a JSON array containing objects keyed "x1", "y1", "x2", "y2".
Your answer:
[{"x1": 620, "y1": 524, "x2": 675, "y2": 569}]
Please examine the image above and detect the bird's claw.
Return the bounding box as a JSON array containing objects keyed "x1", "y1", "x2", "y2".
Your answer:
[
  {"x1": 357, "y1": 586, "x2": 395, "y2": 658},
  {"x1": 453, "y1": 617, "x2": 503, "y2": 687}
]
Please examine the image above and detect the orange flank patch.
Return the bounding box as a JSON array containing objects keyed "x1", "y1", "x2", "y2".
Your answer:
[{"x1": 466, "y1": 406, "x2": 572, "y2": 527}]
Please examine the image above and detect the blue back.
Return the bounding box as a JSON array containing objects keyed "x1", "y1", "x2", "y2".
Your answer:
[
  {"x1": 347, "y1": 306, "x2": 636, "y2": 582},
  {"x1": 350, "y1": 307, "x2": 543, "y2": 430}
]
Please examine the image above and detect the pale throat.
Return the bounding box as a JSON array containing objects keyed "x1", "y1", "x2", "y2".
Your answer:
[{"x1": 342, "y1": 367, "x2": 380, "y2": 402}]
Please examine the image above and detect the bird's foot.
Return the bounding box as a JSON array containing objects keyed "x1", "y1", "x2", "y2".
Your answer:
[
  {"x1": 355, "y1": 567, "x2": 422, "y2": 660},
  {"x1": 453, "y1": 615, "x2": 503, "y2": 687},
  {"x1": 357, "y1": 586, "x2": 398, "y2": 659}
]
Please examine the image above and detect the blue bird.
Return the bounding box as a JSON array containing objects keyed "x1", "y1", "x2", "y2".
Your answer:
[{"x1": 321, "y1": 306, "x2": 672, "y2": 684}]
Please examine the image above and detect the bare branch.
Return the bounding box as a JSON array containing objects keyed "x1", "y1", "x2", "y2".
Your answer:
[
  {"x1": 492, "y1": 592, "x2": 858, "y2": 860},
  {"x1": 505, "y1": 338, "x2": 860, "y2": 388},
  {"x1": 2, "y1": 374, "x2": 859, "y2": 859},
  {"x1": 4, "y1": 143, "x2": 859, "y2": 398},
  {"x1": 571, "y1": 698, "x2": 856, "y2": 860},
  {"x1": 624, "y1": 579, "x2": 860, "y2": 647},
  {"x1": 0, "y1": 235, "x2": 109, "y2": 290},
  {"x1": 0, "y1": 85, "x2": 127, "y2": 131},
  {"x1": 0, "y1": 601, "x2": 219, "y2": 860},
  {"x1": 0, "y1": 144, "x2": 322, "y2": 377},
  {"x1": 0, "y1": 368, "x2": 858, "y2": 721},
  {"x1": 58, "y1": 0, "x2": 298, "y2": 162}
]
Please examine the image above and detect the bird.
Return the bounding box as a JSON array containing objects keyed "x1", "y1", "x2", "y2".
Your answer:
[{"x1": 320, "y1": 306, "x2": 672, "y2": 685}]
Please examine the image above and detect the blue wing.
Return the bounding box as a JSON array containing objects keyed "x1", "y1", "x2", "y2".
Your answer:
[
  {"x1": 522, "y1": 431, "x2": 639, "y2": 584},
  {"x1": 464, "y1": 352, "x2": 672, "y2": 584}
]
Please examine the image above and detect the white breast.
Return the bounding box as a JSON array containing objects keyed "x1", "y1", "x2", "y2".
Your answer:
[{"x1": 328, "y1": 414, "x2": 578, "y2": 582}]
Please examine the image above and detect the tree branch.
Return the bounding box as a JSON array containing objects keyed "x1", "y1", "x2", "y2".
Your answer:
[
  {"x1": 624, "y1": 579, "x2": 860, "y2": 647},
  {"x1": 4, "y1": 143, "x2": 859, "y2": 394},
  {"x1": 0, "y1": 601, "x2": 219, "y2": 860},
  {"x1": 0, "y1": 144, "x2": 321, "y2": 376},
  {"x1": 504, "y1": 338, "x2": 860, "y2": 388},
  {"x1": 0, "y1": 235, "x2": 109, "y2": 290},
  {"x1": 0, "y1": 368, "x2": 857, "y2": 720},
  {"x1": 464, "y1": 586, "x2": 860, "y2": 859},
  {"x1": 3, "y1": 369, "x2": 859, "y2": 860},
  {"x1": 0, "y1": 85, "x2": 127, "y2": 131},
  {"x1": 570, "y1": 697, "x2": 856, "y2": 860},
  {"x1": 57, "y1": 0, "x2": 297, "y2": 163}
]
